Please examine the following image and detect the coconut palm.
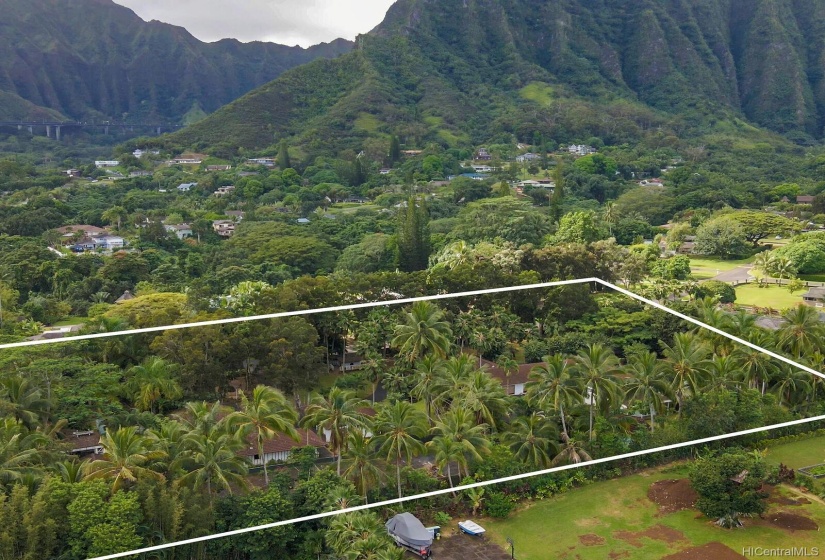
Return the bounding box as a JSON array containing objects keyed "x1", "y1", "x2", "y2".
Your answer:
[
  {"x1": 623, "y1": 351, "x2": 674, "y2": 432},
  {"x1": 124, "y1": 357, "x2": 183, "y2": 413},
  {"x1": 173, "y1": 426, "x2": 249, "y2": 503},
  {"x1": 229, "y1": 385, "x2": 298, "y2": 486},
  {"x1": 459, "y1": 370, "x2": 511, "y2": 429},
  {"x1": 54, "y1": 459, "x2": 86, "y2": 483},
  {"x1": 552, "y1": 432, "x2": 592, "y2": 466},
  {"x1": 84, "y1": 426, "x2": 165, "y2": 492},
  {"x1": 661, "y1": 332, "x2": 711, "y2": 414},
  {"x1": 427, "y1": 435, "x2": 465, "y2": 493},
  {"x1": 411, "y1": 355, "x2": 446, "y2": 425},
  {"x1": 301, "y1": 387, "x2": 367, "y2": 476},
  {"x1": 343, "y1": 431, "x2": 384, "y2": 503},
  {"x1": 703, "y1": 354, "x2": 742, "y2": 393},
  {"x1": 0, "y1": 418, "x2": 48, "y2": 484},
  {"x1": 573, "y1": 344, "x2": 622, "y2": 441},
  {"x1": 432, "y1": 408, "x2": 489, "y2": 479},
  {"x1": 526, "y1": 354, "x2": 578, "y2": 437},
  {"x1": 496, "y1": 353, "x2": 519, "y2": 396},
  {"x1": 732, "y1": 330, "x2": 778, "y2": 394},
  {"x1": 371, "y1": 401, "x2": 427, "y2": 498},
  {"x1": 753, "y1": 251, "x2": 774, "y2": 284},
  {"x1": 391, "y1": 301, "x2": 453, "y2": 363},
  {"x1": 504, "y1": 413, "x2": 559, "y2": 469},
  {"x1": 0, "y1": 375, "x2": 49, "y2": 429},
  {"x1": 432, "y1": 354, "x2": 476, "y2": 414},
  {"x1": 101, "y1": 205, "x2": 128, "y2": 231},
  {"x1": 777, "y1": 304, "x2": 823, "y2": 358},
  {"x1": 770, "y1": 364, "x2": 812, "y2": 408}
]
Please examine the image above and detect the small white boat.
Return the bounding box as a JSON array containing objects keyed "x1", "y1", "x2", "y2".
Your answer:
[{"x1": 458, "y1": 520, "x2": 486, "y2": 536}]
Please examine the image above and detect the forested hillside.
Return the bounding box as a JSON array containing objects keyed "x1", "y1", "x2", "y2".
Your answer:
[
  {"x1": 0, "y1": 0, "x2": 353, "y2": 123},
  {"x1": 172, "y1": 0, "x2": 825, "y2": 156}
]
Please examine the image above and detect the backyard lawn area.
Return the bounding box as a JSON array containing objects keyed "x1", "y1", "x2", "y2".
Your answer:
[
  {"x1": 478, "y1": 463, "x2": 825, "y2": 559},
  {"x1": 734, "y1": 284, "x2": 806, "y2": 311},
  {"x1": 690, "y1": 256, "x2": 752, "y2": 280},
  {"x1": 765, "y1": 435, "x2": 825, "y2": 469}
]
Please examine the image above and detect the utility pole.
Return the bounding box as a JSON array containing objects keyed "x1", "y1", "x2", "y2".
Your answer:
[{"x1": 506, "y1": 536, "x2": 514, "y2": 559}]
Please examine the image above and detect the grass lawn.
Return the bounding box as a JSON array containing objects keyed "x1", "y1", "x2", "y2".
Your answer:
[
  {"x1": 52, "y1": 316, "x2": 86, "y2": 327},
  {"x1": 480, "y1": 464, "x2": 825, "y2": 559},
  {"x1": 734, "y1": 284, "x2": 806, "y2": 311},
  {"x1": 690, "y1": 256, "x2": 752, "y2": 280},
  {"x1": 765, "y1": 435, "x2": 825, "y2": 469}
]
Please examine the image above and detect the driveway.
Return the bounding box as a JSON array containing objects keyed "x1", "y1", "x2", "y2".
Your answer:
[
  {"x1": 427, "y1": 534, "x2": 511, "y2": 560},
  {"x1": 709, "y1": 266, "x2": 754, "y2": 283}
]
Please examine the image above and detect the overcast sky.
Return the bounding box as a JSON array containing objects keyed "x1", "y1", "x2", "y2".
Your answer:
[{"x1": 114, "y1": 0, "x2": 396, "y2": 47}]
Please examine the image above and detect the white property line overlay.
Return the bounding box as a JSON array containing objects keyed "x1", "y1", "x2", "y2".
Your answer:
[
  {"x1": 91, "y1": 413, "x2": 825, "y2": 560},
  {"x1": 2, "y1": 277, "x2": 820, "y2": 559}
]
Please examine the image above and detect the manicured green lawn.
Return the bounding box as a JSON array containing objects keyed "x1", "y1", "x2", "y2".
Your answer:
[
  {"x1": 479, "y1": 464, "x2": 825, "y2": 560},
  {"x1": 765, "y1": 435, "x2": 825, "y2": 469},
  {"x1": 734, "y1": 284, "x2": 806, "y2": 311},
  {"x1": 690, "y1": 256, "x2": 752, "y2": 280},
  {"x1": 52, "y1": 316, "x2": 86, "y2": 327}
]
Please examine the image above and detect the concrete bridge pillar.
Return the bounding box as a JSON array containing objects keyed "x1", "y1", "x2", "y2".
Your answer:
[
  {"x1": 28, "y1": 126, "x2": 33, "y2": 135},
  {"x1": 55, "y1": 126, "x2": 61, "y2": 141},
  {"x1": 157, "y1": 126, "x2": 162, "y2": 135},
  {"x1": 46, "y1": 125, "x2": 51, "y2": 138},
  {"x1": 17, "y1": 124, "x2": 22, "y2": 131},
  {"x1": 104, "y1": 126, "x2": 109, "y2": 135}
]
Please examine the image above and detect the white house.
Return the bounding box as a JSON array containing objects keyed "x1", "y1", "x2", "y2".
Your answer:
[
  {"x1": 214, "y1": 185, "x2": 236, "y2": 196},
  {"x1": 515, "y1": 153, "x2": 542, "y2": 163},
  {"x1": 95, "y1": 235, "x2": 126, "y2": 251},
  {"x1": 247, "y1": 158, "x2": 276, "y2": 167},
  {"x1": 177, "y1": 182, "x2": 197, "y2": 192},
  {"x1": 212, "y1": 220, "x2": 236, "y2": 237},
  {"x1": 568, "y1": 145, "x2": 596, "y2": 156},
  {"x1": 164, "y1": 224, "x2": 193, "y2": 239},
  {"x1": 94, "y1": 161, "x2": 119, "y2": 168}
]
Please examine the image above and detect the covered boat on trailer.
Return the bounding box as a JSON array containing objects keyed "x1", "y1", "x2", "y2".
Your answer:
[{"x1": 385, "y1": 512, "x2": 433, "y2": 558}]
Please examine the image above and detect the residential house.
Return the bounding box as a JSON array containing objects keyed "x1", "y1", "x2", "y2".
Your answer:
[
  {"x1": 471, "y1": 164, "x2": 494, "y2": 173},
  {"x1": 116, "y1": 291, "x2": 135, "y2": 304},
  {"x1": 170, "y1": 154, "x2": 204, "y2": 165},
  {"x1": 296, "y1": 218, "x2": 311, "y2": 224},
  {"x1": 639, "y1": 178, "x2": 664, "y2": 187},
  {"x1": 129, "y1": 170, "x2": 152, "y2": 178},
  {"x1": 379, "y1": 168, "x2": 392, "y2": 175},
  {"x1": 56, "y1": 224, "x2": 109, "y2": 243},
  {"x1": 133, "y1": 149, "x2": 159, "y2": 159},
  {"x1": 214, "y1": 185, "x2": 236, "y2": 197},
  {"x1": 206, "y1": 165, "x2": 232, "y2": 171},
  {"x1": 802, "y1": 287, "x2": 825, "y2": 308},
  {"x1": 94, "y1": 160, "x2": 119, "y2": 168},
  {"x1": 94, "y1": 235, "x2": 126, "y2": 251},
  {"x1": 320, "y1": 407, "x2": 376, "y2": 443},
  {"x1": 165, "y1": 224, "x2": 193, "y2": 239},
  {"x1": 329, "y1": 352, "x2": 365, "y2": 372},
  {"x1": 212, "y1": 220, "x2": 236, "y2": 237},
  {"x1": 515, "y1": 153, "x2": 541, "y2": 163},
  {"x1": 677, "y1": 235, "x2": 697, "y2": 255},
  {"x1": 61, "y1": 430, "x2": 104, "y2": 457},
  {"x1": 247, "y1": 157, "x2": 276, "y2": 167},
  {"x1": 238, "y1": 428, "x2": 328, "y2": 465},
  {"x1": 177, "y1": 182, "x2": 197, "y2": 192},
  {"x1": 460, "y1": 173, "x2": 488, "y2": 181},
  {"x1": 401, "y1": 150, "x2": 423, "y2": 156},
  {"x1": 70, "y1": 237, "x2": 98, "y2": 252},
  {"x1": 65, "y1": 169, "x2": 81, "y2": 177},
  {"x1": 797, "y1": 195, "x2": 815, "y2": 204},
  {"x1": 567, "y1": 145, "x2": 596, "y2": 156},
  {"x1": 475, "y1": 148, "x2": 492, "y2": 161},
  {"x1": 237, "y1": 172, "x2": 260, "y2": 177},
  {"x1": 343, "y1": 196, "x2": 368, "y2": 204},
  {"x1": 480, "y1": 358, "x2": 538, "y2": 396},
  {"x1": 225, "y1": 210, "x2": 246, "y2": 222}
]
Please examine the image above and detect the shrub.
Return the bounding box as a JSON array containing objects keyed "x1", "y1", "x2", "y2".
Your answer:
[{"x1": 483, "y1": 492, "x2": 515, "y2": 519}]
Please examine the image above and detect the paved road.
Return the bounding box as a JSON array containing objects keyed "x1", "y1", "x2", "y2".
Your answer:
[{"x1": 710, "y1": 266, "x2": 754, "y2": 283}]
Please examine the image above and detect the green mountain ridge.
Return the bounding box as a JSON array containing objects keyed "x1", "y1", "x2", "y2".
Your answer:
[
  {"x1": 0, "y1": 0, "x2": 354, "y2": 124},
  {"x1": 171, "y1": 0, "x2": 825, "y2": 157}
]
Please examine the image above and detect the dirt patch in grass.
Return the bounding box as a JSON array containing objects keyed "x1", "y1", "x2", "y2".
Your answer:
[
  {"x1": 608, "y1": 552, "x2": 631, "y2": 560},
  {"x1": 430, "y1": 534, "x2": 512, "y2": 560},
  {"x1": 769, "y1": 495, "x2": 811, "y2": 506},
  {"x1": 578, "y1": 533, "x2": 605, "y2": 546},
  {"x1": 764, "y1": 512, "x2": 819, "y2": 532},
  {"x1": 614, "y1": 524, "x2": 687, "y2": 548},
  {"x1": 662, "y1": 542, "x2": 747, "y2": 559},
  {"x1": 648, "y1": 479, "x2": 698, "y2": 515}
]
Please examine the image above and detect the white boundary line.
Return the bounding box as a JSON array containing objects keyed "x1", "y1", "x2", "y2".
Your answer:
[
  {"x1": 4, "y1": 277, "x2": 821, "y2": 558},
  {"x1": 0, "y1": 278, "x2": 596, "y2": 351},
  {"x1": 91, "y1": 413, "x2": 825, "y2": 560}
]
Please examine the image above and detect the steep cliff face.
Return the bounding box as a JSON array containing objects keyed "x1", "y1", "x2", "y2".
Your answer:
[
  {"x1": 0, "y1": 0, "x2": 353, "y2": 123},
  {"x1": 172, "y1": 0, "x2": 825, "y2": 154}
]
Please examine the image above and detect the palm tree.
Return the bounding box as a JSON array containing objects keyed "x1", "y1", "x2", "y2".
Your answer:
[
  {"x1": 504, "y1": 413, "x2": 558, "y2": 469},
  {"x1": 391, "y1": 301, "x2": 453, "y2": 363},
  {"x1": 753, "y1": 251, "x2": 774, "y2": 284},
  {"x1": 124, "y1": 357, "x2": 183, "y2": 413},
  {"x1": 173, "y1": 426, "x2": 249, "y2": 504},
  {"x1": 0, "y1": 418, "x2": 48, "y2": 484},
  {"x1": 432, "y1": 408, "x2": 489, "y2": 479},
  {"x1": 777, "y1": 304, "x2": 823, "y2": 358},
  {"x1": 432, "y1": 354, "x2": 476, "y2": 414},
  {"x1": 411, "y1": 355, "x2": 446, "y2": 425},
  {"x1": 703, "y1": 354, "x2": 742, "y2": 393},
  {"x1": 552, "y1": 432, "x2": 592, "y2": 466},
  {"x1": 84, "y1": 426, "x2": 165, "y2": 492},
  {"x1": 343, "y1": 431, "x2": 383, "y2": 503},
  {"x1": 0, "y1": 375, "x2": 49, "y2": 429},
  {"x1": 229, "y1": 385, "x2": 298, "y2": 486},
  {"x1": 496, "y1": 353, "x2": 519, "y2": 396},
  {"x1": 302, "y1": 388, "x2": 368, "y2": 476},
  {"x1": 732, "y1": 330, "x2": 778, "y2": 394},
  {"x1": 526, "y1": 354, "x2": 578, "y2": 437},
  {"x1": 371, "y1": 401, "x2": 427, "y2": 498},
  {"x1": 770, "y1": 364, "x2": 812, "y2": 408},
  {"x1": 573, "y1": 344, "x2": 621, "y2": 441},
  {"x1": 101, "y1": 205, "x2": 128, "y2": 231},
  {"x1": 459, "y1": 370, "x2": 510, "y2": 429},
  {"x1": 623, "y1": 352, "x2": 674, "y2": 432},
  {"x1": 427, "y1": 435, "x2": 464, "y2": 493},
  {"x1": 54, "y1": 459, "x2": 86, "y2": 483},
  {"x1": 661, "y1": 332, "x2": 710, "y2": 415}
]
